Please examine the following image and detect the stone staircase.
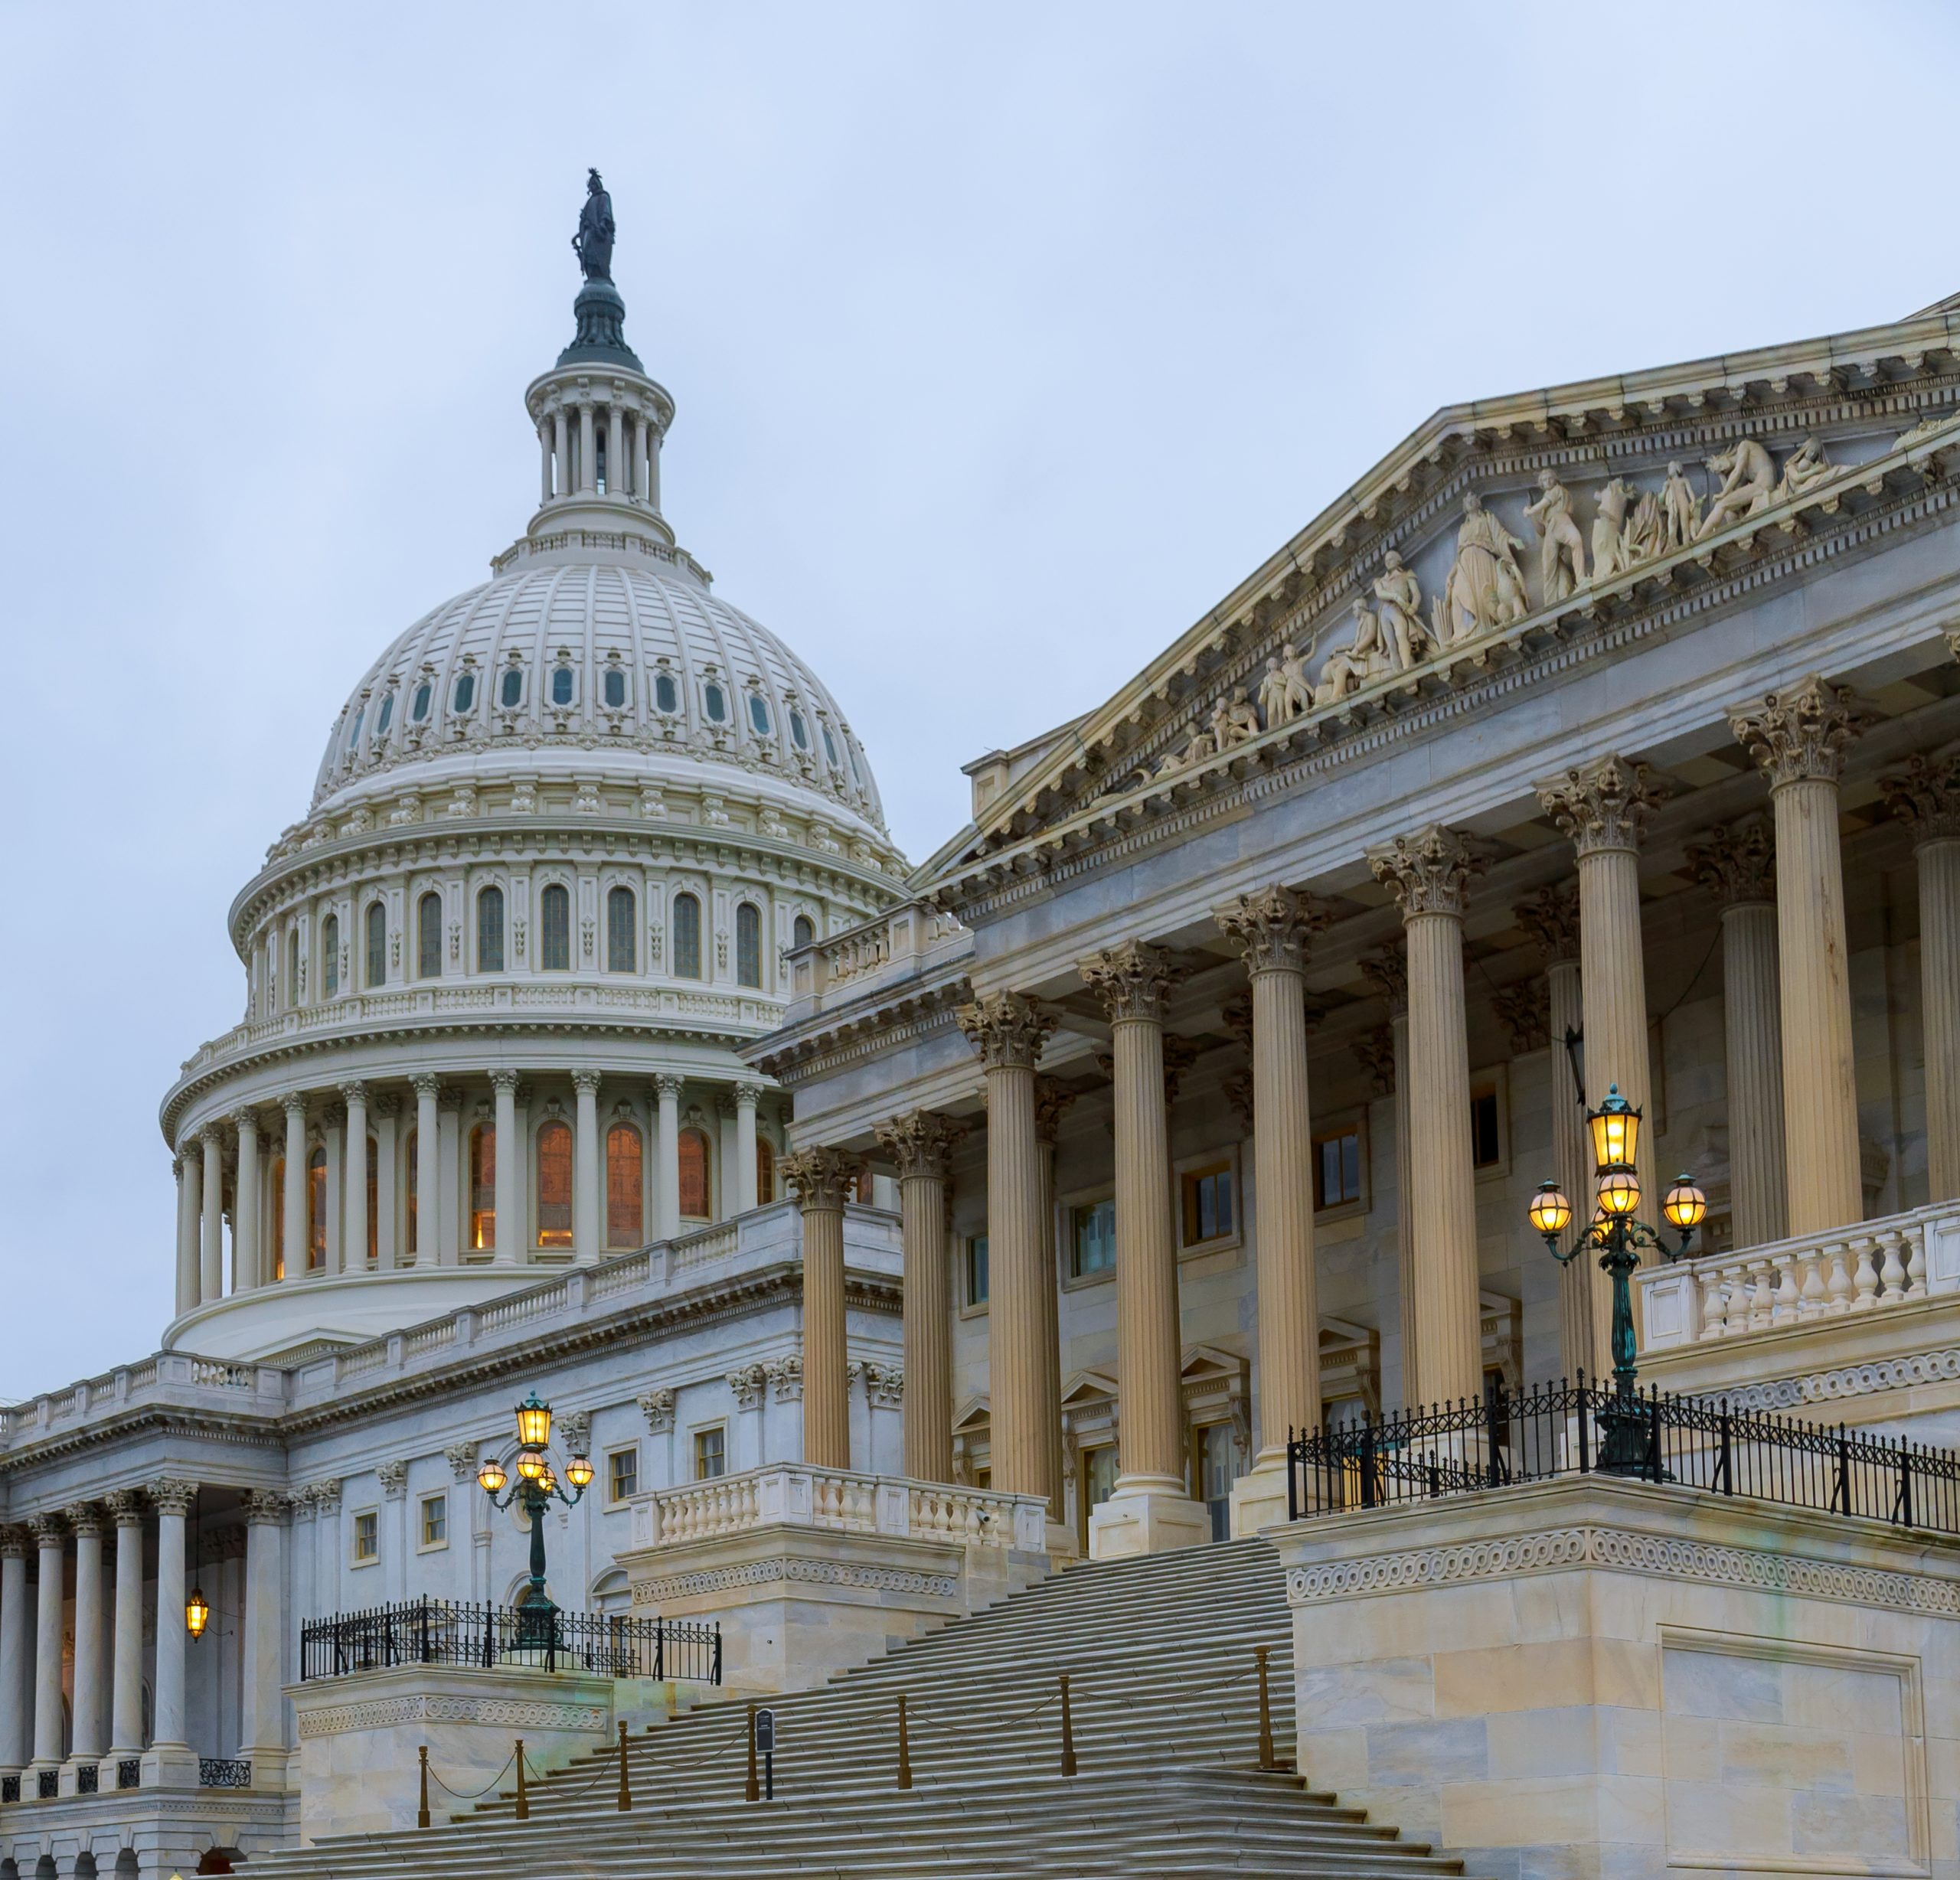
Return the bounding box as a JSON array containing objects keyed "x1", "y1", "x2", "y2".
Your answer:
[{"x1": 259, "y1": 1537, "x2": 1459, "y2": 1878}]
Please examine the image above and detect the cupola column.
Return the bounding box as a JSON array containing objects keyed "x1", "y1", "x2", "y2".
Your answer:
[
  {"x1": 735, "y1": 1084, "x2": 761, "y2": 1216},
  {"x1": 282, "y1": 1094, "x2": 308, "y2": 1281},
  {"x1": 341, "y1": 1082, "x2": 370, "y2": 1271},
  {"x1": 606, "y1": 404, "x2": 625, "y2": 498},
  {"x1": 552, "y1": 407, "x2": 570, "y2": 501},
  {"x1": 174, "y1": 1150, "x2": 201, "y2": 1314},
  {"x1": 573, "y1": 1071, "x2": 601, "y2": 1260},
  {"x1": 200, "y1": 1124, "x2": 226, "y2": 1302},
  {"x1": 491, "y1": 1072, "x2": 520, "y2": 1261},
  {"x1": 536, "y1": 417, "x2": 554, "y2": 505},
  {"x1": 654, "y1": 1075, "x2": 683, "y2": 1242},
  {"x1": 233, "y1": 1111, "x2": 261, "y2": 1291},
  {"x1": 411, "y1": 1076, "x2": 440, "y2": 1266},
  {"x1": 374, "y1": 1093, "x2": 400, "y2": 1268},
  {"x1": 577, "y1": 401, "x2": 596, "y2": 494}
]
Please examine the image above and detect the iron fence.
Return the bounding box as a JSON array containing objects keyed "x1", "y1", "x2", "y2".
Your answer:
[
  {"x1": 299, "y1": 1596, "x2": 722, "y2": 1685},
  {"x1": 198, "y1": 1759, "x2": 252, "y2": 1789},
  {"x1": 75, "y1": 1764, "x2": 98, "y2": 1794},
  {"x1": 116, "y1": 1760, "x2": 141, "y2": 1791},
  {"x1": 1286, "y1": 1374, "x2": 1960, "y2": 1536}
]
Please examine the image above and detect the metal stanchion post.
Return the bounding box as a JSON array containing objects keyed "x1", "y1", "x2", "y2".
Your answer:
[
  {"x1": 417, "y1": 1745, "x2": 430, "y2": 1829},
  {"x1": 1255, "y1": 1646, "x2": 1279, "y2": 1771},
  {"x1": 514, "y1": 1738, "x2": 528, "y2": 1820},
  {"x1": 897, "y1": 1694, "x2": 912, "y2": 1790},
  {"x1": 617, "y1": 1719, "x2": 632, "y2": 1811},
  {"x1": 745, "y1": 1701, "x2": 760, "y2": 1803},
  {"x1": 1059, "y1": 1673, "x2": 1077, "y2": 1778}
]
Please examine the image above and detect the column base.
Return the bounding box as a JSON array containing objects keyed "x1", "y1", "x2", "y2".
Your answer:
[
  {"x1": 238, "y1": 1743, "x2": 291, "y2": 1790},
  {"x1": 1227, "y1": 1453, "x2": 1295, "y2": 1538},
  {"x1": 1044, "y1": 1517, "x2": 1083, "y2": 1565},
  {"x1": 1088, "y1": 1477, "x2": 1210, "y2": 1560},
  {"x1": 141, "y1": 1742, "x2": 200, "y2": 1787}
]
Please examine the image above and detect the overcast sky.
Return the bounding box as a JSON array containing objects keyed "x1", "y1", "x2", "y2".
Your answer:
[{"x1": 2, "y1": 2, "x2": 1955, "y2": 1395}]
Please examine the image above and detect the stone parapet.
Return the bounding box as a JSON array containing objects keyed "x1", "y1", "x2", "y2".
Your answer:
[{"x1": 1273, "y1": 1474, "x2": 1960, "y2": 1880}]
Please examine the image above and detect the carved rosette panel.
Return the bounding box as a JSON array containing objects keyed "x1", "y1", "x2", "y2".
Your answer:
[
  {"x1": 1080, "y1": 940, "x2": 1184, "y2": 1024},
  {"x1": 1685, "y1": 819, "x2": 1777, "y2": 907},
  {"x1": 1880, "y1": 754, "x2": 1960, "y2": 845},
  {"x1": 1535, "y1": 755, "x2": 1666, "y2": 857},
  {"x1": 782, "y1": 1146, "x2": 865, "y2": 1212},
  {"x1": 1730, "y1": 675, "x2": 1867, "y2": 788},
  {"x1": 956, "y1": 991, "x2": 1059, "y2": 1069},
  {"x1": 874, "y1": 1110, "x2": 968, "y2": 1181},
  {"x1": 1214, "y1": 885, "x2": 1328, "y2": 976},
  {"x1": 1514, "y1": 883, "x2": 1583, "y2": 964},
  {"x1": 1367, "y1": 825, "x2": 1481, "y2": 920}
]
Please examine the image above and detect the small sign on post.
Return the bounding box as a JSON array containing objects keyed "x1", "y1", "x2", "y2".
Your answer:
[{"x1": 755, "y1": 1707, "x2": 776, "y2": 1800}]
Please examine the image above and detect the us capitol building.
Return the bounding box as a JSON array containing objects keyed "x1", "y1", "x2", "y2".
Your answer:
[{"x1": 7, "y1": 184, "x2": 1960, "y2": 1880}]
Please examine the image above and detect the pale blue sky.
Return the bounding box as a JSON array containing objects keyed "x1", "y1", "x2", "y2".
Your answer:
[{"x1": 2, "y1": 1, "x2": 1955, "y2": 1392}]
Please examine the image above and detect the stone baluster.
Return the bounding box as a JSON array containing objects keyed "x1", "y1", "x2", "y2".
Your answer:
[
  {"x1": 1368, "y1": 827, "x2": 1485, "y2": 1406},
  {"x1": 874, "y1": 1111, "x2": 968, "y2": 1486},
  {"x1": 1896, "y1": 1226, "x2": 1922, "y2": 1299},
  {"x1": 1883, "y1": 756, "x2": 1960, "y2": 1203},
  {"x1": 784, "y1": 1148, "x2": 864, "y2": 1470},
  {"x1": 1747, "y1": 1258, "x2": 1775, "y2": 1331},
  {"x1": 1852, "y1": 1237, "x2": 1880, "y2": 1310},
  {"x1": 1733, "y1": 678, "x2": 1867, "y2": 1235}
]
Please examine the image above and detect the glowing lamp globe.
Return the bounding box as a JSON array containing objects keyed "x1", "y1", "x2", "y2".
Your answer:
[
  {"x1": 1596, "y1": 1164, "x2": 1642, "y2": 1219},
  {"x1": 1527, "y1": 1182, "x2": 1573, "y2": 1237},
  {"x1": 1663, "y1": 1175, "x2": 1709, "y2": 1232},
  {"x1": 1588, "y1": 1085, "x2": 1641, "y2": 1171},
  {"x1": 185, "y1": 1584, "x2": 211, "y2": 1641},
  {"x1": 514, "y1": 1392, "x2": 554, "y2": 1450},
  {"x1": 514, "y1": 1448, "x2": 547, "y2": 1483},
  {"x1": 476, "y1": 1457, "x2": 508, "y2": 1495},
  {"x1": 565, "y1": 1454, "x2": 594, "y2": 1490}
]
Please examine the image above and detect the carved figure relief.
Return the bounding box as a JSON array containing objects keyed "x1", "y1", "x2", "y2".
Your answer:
[
  {"x1": 1524, "y1": 471, "x2": 1587, "y2": 604},
  {"x1": 1315, "y1": 600, "x2": 1393, "y2": 706},
  {"x1": 1433, "y1": 491, "x2": 1529, "y2": 643},
  {"x1": 1695, "y1": 439, "x2": 1775, "y2": 538},
  {"x1": 1372, "y1": 551, "x2": 1426, "y2": 671},
  {"x1": 1774, "y1": 435, "x2": 1841, "y2": 501},
  {"x1": 1661, "y1": 460, "x2": 1700, "y2": 548},
  {"x1": 1591, "y1": 477, "x2": 1635, "y2": 583},
  {"x1": 1210, "y1": 690, "x2": 1261, "y2": 751}
]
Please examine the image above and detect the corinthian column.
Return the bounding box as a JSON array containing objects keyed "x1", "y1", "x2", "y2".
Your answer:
[
  {"x1": 29, "y1": 1513, "x2": 64, "y2": 1776},
  {"x1": 341, "y1": 1082, "x2": 370, "y2": 1270},
  {"x1": 105, "y1": 1492, "x2": 145, "y2": 1763},
  {"x1": 653, "y1": 1075, "x2": 683, "y2": 1242},
  {"x1": 1686, "y1": 821, "x2": 1788, "y2": 1248},
  {"x1": 0, "y1": 1529, "x2": 26, "y2": 1778},
  {"x1": 957, "y1": 993, "x2": 1064, "y2": 1521},
  {"x1": 1733, "y1": 678, "x2": 1867, "y2": 1235},
  {"x1": 1080, "y1": 944, "x2": 1208, "y2": 1559},
  {"x1": 174, "y1": 1149, "x2": 201, "y2": 1314},
  {"x1": 283, "y1": 1093, "x2": 308, "y2": 1279},
  {"x1": 1217, "y1": 887, "x2": 1328, "y2": 1535},
  {"x1": 1883, "y1": 756, "x2": 1960, "y2": 1202},
  {"x1": 491, "y1": 1071, "x2": 520, "y2": 1261},
  {"x1": 1368, "y1": 827, "x2": 1484, "y2": 1406},
  {"x1": 1360, "y1": 946, "x2": 1416, "y2": 1398},
  {"x1": 142, "y1": 1480, "x2": 198, "y2": 1786},
  {"x1": 1537, "y1": 756, "x2": 1664, "y2": 1250},
  {"x1": 238, "y1": 1492, "x2": 289, "y2": 1787},
  {"x1": 573, "y1": 1071, "x2": 602, "y2": 1260},
  {"x1": 200, "y1": 1124, "x2": 226, "y2": 1301},
  {"x1": 1033, "y1": 1078, "x2": 1076, "y2": 1529},
  {"x1": 874, "y1": 1111, "x2": 969, "y2": 1484},
  {"x1": 410, "y1": 1076, "x2": 439, "y2": 1266},
  {"x1": 63, "y1": 1504, "x2": 105, "y2": 1782},
  {"x1": 783, "y1": 1148, "x2": 864, "y2": 1469}
]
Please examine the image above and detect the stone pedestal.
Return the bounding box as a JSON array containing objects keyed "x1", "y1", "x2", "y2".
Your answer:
[
  {"x1": 1089, "y1": 1482, "x2": 1213, "y2": 1559},
  {"x1": 619, "y1": 1464, "x2": 1049, "y2": 1693},
  {"x1": 286, "y1": 1663, "x2": 615, "y2": 1843},
  {"x1": 1273, "y1": 1475, "x2": 1960, "y2": 1880}
]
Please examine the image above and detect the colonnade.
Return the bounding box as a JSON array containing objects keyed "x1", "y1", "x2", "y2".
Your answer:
[
  {"x1": 0, "y1": 1483, "x2": 284, "y2": 1790},
  {"x1": 172, "y1": 1074, "x2": 769, "y2": 1314},
  {"x1": 781, "y1": 679, "x2": 1960, "y2": 1555},
  {"x1": 536, "y1": 397, "x2": 662, "y2": 510}
]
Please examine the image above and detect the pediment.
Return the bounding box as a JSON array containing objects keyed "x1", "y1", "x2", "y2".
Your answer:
[
  {"x1": 1059, "y1": 1368, "x2": 1118, "y2": 1410},
  {"x1": 1178, "y1": 1343, "x2": 1246, "y2": 1390},
  {"x1": 951, "y1": 1392, "x2": 991, "y2": 1434}
]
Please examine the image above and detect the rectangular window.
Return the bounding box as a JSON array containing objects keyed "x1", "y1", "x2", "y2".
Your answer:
[
  {"x1": 418, "y1": 894, "x2": 443, "y2": 980},
  {"x1": 694, "y1": 1426, "x2": 726, "y2": 1481},
  {"x1": 608, "y1": 1447, "x2": 639, "y2": 1503},
  {"x1": 1070, "y1": 1199, "x2": 1116, "y2": 1278},
  {"x1": 1193, "y1": 1421, "x2": 1236, "y2": 1544},
  {"x1": 420, "y1": 1494, "x2": 447, "y2": 1549},
  {"x1": 478, "y1": 889, "x2": 505, "y2": 972},
  {"x1": 607, "y1": 888, "x2": 636, "y2": 973},
  {"x1": 1315, "y1": 1127, "x2": 1363, "y2": 1209},
  {"x1": 352, "y1": 1510, "x2": 378, "y2": 1564},
  {"x1": 1179, "y1": 1162, "x2": 1235, "y2": 1247},
  {"x1": 965, "y1": 1234, "x2": 989, "y2": 1307},
  {"x1": 1471, "y1": 1085, "x2": 1502, "y2": 1169}
]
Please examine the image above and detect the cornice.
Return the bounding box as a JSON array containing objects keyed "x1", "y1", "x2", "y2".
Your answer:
[{"x1": 750, "y1": 978, "x2": 974, "y2": 1085}]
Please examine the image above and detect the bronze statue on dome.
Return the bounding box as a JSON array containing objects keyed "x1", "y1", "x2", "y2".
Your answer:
[{"x1": 572, "y1": 169, "x2": 616, "y2": 282}]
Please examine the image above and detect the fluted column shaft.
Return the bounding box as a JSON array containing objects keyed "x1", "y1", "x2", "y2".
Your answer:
[
  {"x1": 1723, "y1": 901, "x2": 1788, "y2": 1245},
  {"x1": 107, "y1": 1499, "x2": 145, "y2": 1758},
  {"x1": 785, "y1": 1151, "x2": 860, "y2": 1468},
  {"x1": 175, "y1": 1152, "x2": 201, "y2": 1314},
  {"x1": 1033, "y1": 1080, "x2": 1074, "y2": 1517},
  {"x1": 1371, "y1": 829, "x2": 1482, "y2": 1406},
  {"x1": 655, "y1": 1077, "x2": 682, "y2": 1241},
  {"x1": 877, "y1": 1111, "x2": 967, "y2": 1485},
  {"x1": 577, "y1": 403, "x2": 596, "y2": 493},
  {"x1": 31, "y1": 1521, "x2": 64, "y2": 1768},
  {"x1": 1392, "y1": 1010, "x2": 1416, "y2": 1387},
  {"x1": 68, "y1": 1511, "x2": 105, "y2": 1760},
  {"x1": 492, "y1": 1072, "x2": 519, "y2": 1260},
  {"x1": 606, "y1": 405, "x2": 625, "y2": 496},
  {"x1": 374, "y1": 1099, "x2": 400, "y2": 1268},
  {"x1": 552, "y1": 408, "x2": 569, "y2": 498},
  {"x1": 342, "y1": 1083, "x2": 369, "y2": 1270},
  {"x1": 150, "y1": 1488, "x2": 193, "y2": 1752},
  {"x1": 283, "y1": 1096, "x2": 307, "y2": 1280},
  {"x1": 573, "y1": 1072, "x2": 601, "y2": 1260},
  {"x1": 238, "y1": 1495, "x2": 286, "y2": 1779},
  {"x1": 537, "y1": 418, "x2": 553, "y2": 504},
  {"x1": 200, "y1": 1127, "x2": 225, "y2": 1301},
  {"x1": 1922, "y1": 837, "x2": 1960, "y2": 1201},
  {"x1": 736, "y1": 1086, "x2": 760, "y2": 1216},
  {"x1": 234, "y1": 1114, "x2": 261, "y2": 1290},
  {"x1": 0, "y1": 1536, "x2": 27, "y2": 1772},
  {"x1": 411, "y1": 1078, "x2": 439, "y2": 1265}
]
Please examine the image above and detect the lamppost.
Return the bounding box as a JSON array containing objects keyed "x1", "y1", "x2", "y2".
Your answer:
[
  {"x1": 475, "y1": 1391, "x2": 593, "y2": 1636},
  {"x1": 1526, "y1": 1084, "x2": 1707, "y2": 1474}
]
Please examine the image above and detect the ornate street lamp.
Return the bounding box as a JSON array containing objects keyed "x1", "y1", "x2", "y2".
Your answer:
[
  {"x1": 477, "y1": 1392, "x2": 591, "y2": 1637},
  {"x1": 1527, "y1": 1085, "x2": 1707, "y2": 1474}
]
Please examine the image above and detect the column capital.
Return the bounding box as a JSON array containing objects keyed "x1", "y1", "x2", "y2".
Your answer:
[
  {"x1": 782, "y1": 1146, "x2": 864, "y2": 1212},
  {"x1": 652, "y1": 1073, "x2": 685, "y2": 1100},
  {"x1": 1491, "y1": 979, "x2": 1550, "y2": 1055},
  {"x1": 242, "y1": 1491, "x2": 289, "y2": 1526},
  {"x1": 408, "y1": 1074, "x2": 442, "y2": 1100},
  {"x1": 228, "y1": 1108, "x2": 262, "y2": 1136},
  {"x1": 1731, "y1": 674, "x2": 1869, "y2": 788},
  {"x1": 1214, "y1": 885, "x2": 1330, "y2": 975},
  {"x1": 1368, "y1": 824, "x2": 1482, "y2": 921},
  {"x1": 338, "y1": 1080, "x2": 370, "y2": 1106},
  {"x1": 0, "y1": 1524, "x2": 27, "y2": 1560},
  {"x1": 27, "y1": 1512, "x2": 65, "y2": 1545},
  {"x1": 1034, "y1": 1075, "x2": 1080, "y2": 1145},
  {"x1": 489, "y1": 1069, "x2": 521, "y2": 1093},
  {"x1": 103, "y1": 1490, "x2": 145, "y2": 1528},
  {"x1": 571, "y1": 1069, "x2": 603, "y2": 1095},
  {"x1": 306, "y1": 1477, "x2": 343, "y2": 1514},
  {"x1": 1514, "y1": 883, "x2": 1583, "y2": 964},
  {"x1": 1079, "y1": 941, "x2": 1185, "y2": 1024},
  {"x1": 149, "y1": 1478, "x2": 198, "y2": 1519},
  {"x1": 443, "y1": 1442, "x2": 481, "y2": 1482},
  {"x1": 1881, "y1": 753, "x2": 1960, "y2": 845},
  {"x1": 63, "y1": 1501, "x2": 104, "y2": 1539},
  {"x1": 734, "y1": 1082, "x2": 764, "y2": 1109},
  {"x1": 199, "y1": 1121, "x2": 227, "y2": 1148},
  {"x1": 282, "y1": 1089, "x2": 309, "y2": 1118},
  {"x1": 1353, "y1": 1025, "x2": 1396, "y2": 1098},
  {"x1": 874, "y1": 1110, "x2": 967, "y2": 1180},
  {"x1": 320, "y1": 1100, "x2": 348, "y2": 1131},
  {"x1": 1685, "y1": 818, "x2": 1777, "y2": 907},
  {"x1": 1535, "y1": 755, "x2": 1668, "y2": 856},
  {"x1": 957, "y1": 990, "x2": 1060, "y2": 1067},
  {"x1": 1358, "y1": 944, "x2": 1410, "y2": 1013}
]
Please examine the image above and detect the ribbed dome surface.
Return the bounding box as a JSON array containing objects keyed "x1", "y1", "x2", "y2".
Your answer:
[{"x1": 311, "y1": 556, "x2": 884, "y2": 827}]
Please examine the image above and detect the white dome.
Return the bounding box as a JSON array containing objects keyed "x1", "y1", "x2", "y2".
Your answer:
[{"x1": 312, "y1": 553, "x2": 887, "y2": 834}]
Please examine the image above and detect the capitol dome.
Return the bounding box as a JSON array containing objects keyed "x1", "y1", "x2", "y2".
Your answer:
[{"x1": 158, "y1": 185, "x2": 903, "y2": 1363}]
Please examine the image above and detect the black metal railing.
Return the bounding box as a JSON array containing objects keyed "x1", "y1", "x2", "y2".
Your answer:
[
  {"x1": 75, "y1": 1764, "x2": 98, "y2": 1794},
  {"x1": 116, "y1": 1760, "x2": 141, "y2": 1791},
  {"x1": 0, "y1": 1775, "x2": 16, "y2": 1803},
  {"x1": 35, "y1": 1772, "x2": 56, "y2": 1800},
  {"x1": 298, "y1": 1597, "x2": 723, "y2": 1686},
  {"x1": 198, "y1": 1758, "x2": 252, "y2": 1789},
  {"x1": 1287, "y1": 1375, "x2": 1960, "y2": 1536}
]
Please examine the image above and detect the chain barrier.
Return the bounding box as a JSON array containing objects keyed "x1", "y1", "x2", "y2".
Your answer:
[{"x1": 422, "y1": 1744, "x2": 518, "y2": 1803}]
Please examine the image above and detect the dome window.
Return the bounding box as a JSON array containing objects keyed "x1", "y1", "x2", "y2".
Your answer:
[
  {"x1": 345, "y1": 705, "x2": 365, "y2": 754},
  {"x1": 551, "y1": 667, "x2": 575, "y2": 707},
  {"x1": 789, "y1": 710, "x2": 808, "y2": 751},
  {"x1": 500, "y1": 668, "x2": 524, "y2": 709},
  {"x1": 748, "y1": 695, "x2": 771, "y2": 736},
  {"x1": 672, "y1": 892, "x2": 703, "y2": 979},
  {"x1": 453, "y1": 674, "x2": 476, "y2": 713},
  {"x1": 412, "y1": 682, "x2": 432, "y2": 723},
  {"x1": 822, "y1": 723, "x2": 841, "y2": 768},
  {"x1": 655, "y1": 674, "x2": 678, "y2": 714},
  {"x1": 540, "y1": 883, "x2": 572, "y2": 971},
  {"x1": 736, "y1": 902, "x2": 763, "y2": 988},
  {"x1": 376, "y1": 694, "x2": 394, "y2": 735},
  {"x1": 704, "y1": 682, "x2": 727, "y2": 724},
  {"x1": 603, "y1": 668, "x2": 627, "y2": 710}
]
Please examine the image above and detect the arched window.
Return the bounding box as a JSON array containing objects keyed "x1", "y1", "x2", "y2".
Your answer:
[
  {"x1": 606, "y1": 886, "x2": 635, "y2": 972},
  {"x1": 654, "y1": 673, "x2": 678, "y2": 714},
  {"x1": 478, "y1": 886, "x2": 505, "y2": 971},
  {"x1": 307, "y1": 1147, "x2": 327, "y2": 1271},
  {"x1": 789, "y1": 710, "x2": 808, "y2": 751},
  {"x1": 540, "y1": 884, "x2": 571, "y2": 971},
  {"x1": 748, "y1": 694, "x2": 770, "y2": 736},
  {"x1": 736, "y1": 902, "x2": 763, "y2": 988},
  {"x1": 469, "y1": 1124, "x2": 495, "y2": 1252},
  {"x1": 286, "y1": 929, "x2": 299, "y2": 1009},
  {"x1": 365, "y1": 902, "x2": 387, "y2": 987},
  {"x1": 453, "y1": 672, "x2": 476, "y2": 714},
  {"x1": 345, "y1": 704, "x2": 364, "y2": 755},
  {"x1": 499, "y1": 667, "x2": 523, "y2": 709},
  {"x1": 536, "y1": 1121, "x2": 573, "y2": 1248},
  {"x1": 412, "y1": 681, "x2": 432, "y2": 722},
  {"x1": 703, "y1": 681, "x2": 727, "y2": 723},
  {"x1": 417, "y1": 892, "x2": 443, "y2": 980},
  {"x1": 606, "y1": 1123, "x2": 643, "y2": 1248},
  {"x1": 603, "y1": 667, "x2": 627, "y2": 709},
  {"x1": 792, "y1": 913, "x2": 815, "y2": 951},
  {"x1": 366, "y1": 1138, "x2": 379, "y2": 1265},
  {"x1": 405, "y1": 1129, "x2": 418, "y2": 1259},
  {"x1": 269, "y1": 1155, "x2": 286, "y2": 1281},
  {"x1": 376, "y1": 691, "x2": 394, "y2": 735},
  {"x1": 672, "y1": 893, "x2": 702, "y2": 979},
  {"x1": 678, "y1": 1126, "x2": 711, "y2": 1219},
  {"x1": 550, "y1": 666, "x2": 574, "y2": 707},
  {"x1": 322, "y1": 915, "x2": 340, "y2": 997},
  {"x1": 822, "y1": 723, "x2": 840, "y2": 768},
  {"x1": 756, "y1": 1136, "x2": 776, "y2": 1208}
]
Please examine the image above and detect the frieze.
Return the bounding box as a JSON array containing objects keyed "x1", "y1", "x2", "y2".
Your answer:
[
  {"x1": 297, "y1": 1694, "x2": 607, "y2": 1737},
  {"x1": 629, "y1": 1555, "x2": 959, "y2": 1604}
]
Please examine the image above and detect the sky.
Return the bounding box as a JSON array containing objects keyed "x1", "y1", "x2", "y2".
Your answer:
[{"x1": 2, "y1": 0, "x2": 1956, "y2": 1396}]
